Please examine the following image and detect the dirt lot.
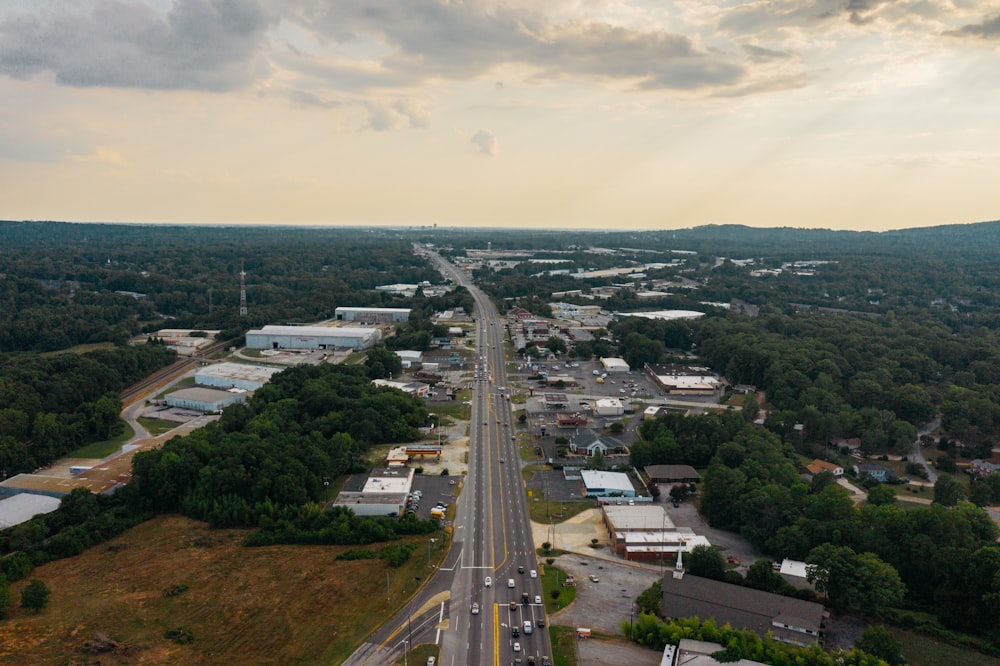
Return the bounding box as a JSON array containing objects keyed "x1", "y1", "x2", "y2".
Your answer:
[
  {"x1": 548, "y1": 553, "x2": 663, "y2": 636},
  {"x1": 660, "y1": 495, "x2": 761, "y2": 573},
  {"x1": 576, "y1": 637, "x2": 664, "y2": 665}
]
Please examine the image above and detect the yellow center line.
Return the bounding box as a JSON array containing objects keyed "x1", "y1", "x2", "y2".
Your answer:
[{"x1": 493, "y1": 602, "x2": 500, "y2": 666}]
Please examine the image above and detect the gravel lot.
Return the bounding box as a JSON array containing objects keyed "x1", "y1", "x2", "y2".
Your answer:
[
  {"x1": 661, "y1": 495, "x2": 762, "y2": 573},
  {"x1": 576, "y1": 637, "x2": 664, "y2": 665},
  {"x1": 548, "y1": 552, "x2": 662, "y2": 636}
]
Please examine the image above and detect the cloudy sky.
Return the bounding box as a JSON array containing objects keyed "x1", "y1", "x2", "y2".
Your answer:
[{"x1": 0, "y1": 0, "x2": 998, "y2": 231}]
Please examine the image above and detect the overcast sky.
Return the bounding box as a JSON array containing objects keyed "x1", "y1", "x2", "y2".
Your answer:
[{"x1": 1, "y1": 0, "x2": 998, "y2": 230}]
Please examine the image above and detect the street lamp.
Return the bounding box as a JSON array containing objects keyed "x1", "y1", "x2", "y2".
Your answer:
[
  {"x1": 629, "y1": 603, "x2": 636, "y2": 639},
  {"x1": 427, "y1": 537, "x2": 437, "y2": 566},
  {"x1": 403, "y1": 640, "x2": 408, "y2": 666}
]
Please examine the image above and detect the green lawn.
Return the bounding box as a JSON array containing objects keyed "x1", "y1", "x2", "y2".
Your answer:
[
  {"x1": 889, "y1": 627, "x2": 1000, "y2": 666},
  {"x1": 137, "y1": 417, "x2": 180, "y2": 436},
  {"x1": 528, "y1": 499, "x2": 594, "y2": 524},
  {"x1": 68, "y1": 422, "x2": 135, "y2": 459},
  {"x1": 541, "y1": 565, "x2": 576, "y2": 614},
  {"x1": 549, "y1": 625, "x2": 578, "y2": 666},
  {"x1": 155, "y1": 376, "x2": 196, "y2": 398},
  {"x1": 400, "y1": 642, "x2": 439, "y2": 666}
]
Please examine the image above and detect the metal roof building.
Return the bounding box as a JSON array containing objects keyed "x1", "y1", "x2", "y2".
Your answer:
[
  {"x1": 580, "y1": 470, "x2": 635, "y2": 497},
  {"x1": 335, "y1": 307, "x2": 412, "y2": 323},
  {"x1": 246, "y1": 325, "x2": 380, "y2": 351},
  {"x1": 0, "y1": 493, "x2": 61, "y2": 529},
  {"x1": 165, "y1": 387, "x2": 247, "y2": 412},
  {"x1": 195, "y1": 362, "x2": 281, "y2": 391},
  {"x1": 600, "y1": 357, "x2": 631, "y2": 372}
]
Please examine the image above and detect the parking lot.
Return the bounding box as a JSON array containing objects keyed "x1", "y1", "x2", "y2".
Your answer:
[
  {"x1": 548, "y1": 553, "x2": 663, "y2": 636},
  {"x1": 407, "y1": 473, "x2": 463, "y2": 519}
]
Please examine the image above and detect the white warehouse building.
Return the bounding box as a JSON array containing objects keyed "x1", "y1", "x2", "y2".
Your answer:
[
  {"x1": 246, "y1": 325, "x2": 380, "y2": 351},
  {"x1": 335, "y1": 307, "x2": 412, "y2": 323},
  {"x1": 600, "y1": 357, "x2": 631, "y2": 373},
  {"x1": 195, "y1": 362, "x2": 282, "y2": 391},
  {"x1": 165, "y1": 387, "x2": 247, "y2": 412}
]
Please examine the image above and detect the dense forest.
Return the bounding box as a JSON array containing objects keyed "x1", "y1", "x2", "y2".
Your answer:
[
  {"x1": 0, "y1": 362, "x2": 438, "y2": 579},
  {"x1": 0, "y1": 222, "x2": 442, "y2": 352},
  {"x1": 0, "y1": 343, "x2": 176, "y2": 477}
]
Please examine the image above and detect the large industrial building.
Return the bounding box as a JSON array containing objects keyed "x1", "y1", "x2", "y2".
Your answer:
[
  {"x1": 246, "y1": 325, "x2": 380, "y2": 351},
  {"x1": 195, "y1": 362, "x2": 281, "y2": 391},
  {"x1": 165, "y1": 387, "x2": 246, "y2": 412},
  {"x1": 335, "y1": 307, "x2": 412, "y2": 323}
]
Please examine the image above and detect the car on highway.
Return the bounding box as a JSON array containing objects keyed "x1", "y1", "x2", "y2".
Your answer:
[
  {"x1": 518, "y1": 565, "x2": 525, "y2": 574},
  {"x1": 508, "y1": 578, "x2": 515, "y2": 588},
  {"x1": 529, "y1": 569, "x2": 537, "y2": 578},
  {"x1": 589, "y1": 574, "x2": 600, "y2": 582},
  {"x1": 513, "y1": 642, "x2": 521, "y2": 652},
  {"x1": 485, "y1": 576, "x2": 492, "y2": 587},
  {"x1": 534, "y1": 595, "x2": 541, "y2": 604},
  {"x1": 511, "y1": 626, "x2": 519, "y2": 637},
  {"x1": 500, "y1": 457, "x2": 505, "y2": 463},
  {"x1": 471, "y1": 602, "x2": 479, "y2": 614}
]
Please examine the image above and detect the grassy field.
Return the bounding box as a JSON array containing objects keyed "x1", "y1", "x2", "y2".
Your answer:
[
  {"x1": 541, "y1": 565, "x2": 576, "y2": 614},
  {"x1": 40, "y1": 342, "x2": 116, "y2": 357},
  {"x1": 155, "y1": 376, "x2": 196, "y2": 398},
  {"x1": 68, "y1": 422, "x2": 136, "y2": 459},
  {"x1": 0, "y1": 515, "x2": 444, "y2": 665},
  {"x1": 889, "y1": 628, "x2": 1000, "y2": 666},
  {"x1": 548, "y1": 625, "x2": 578, "y2": 666},
  {"x1": 528, "y1": 498, "x2": 594, "y2": 525},
  {"x1": 137, "y1": 417, "x2": 180, "y2": 436}
]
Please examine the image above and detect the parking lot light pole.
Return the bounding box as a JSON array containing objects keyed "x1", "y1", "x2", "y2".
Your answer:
[{"x1": 427, "y1": 537, "x2": 437, "y2": 566}]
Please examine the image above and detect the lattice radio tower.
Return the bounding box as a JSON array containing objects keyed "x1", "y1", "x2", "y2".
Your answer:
[{"x1": 239, "y1": 260, "x2": 248, "y2": 317}]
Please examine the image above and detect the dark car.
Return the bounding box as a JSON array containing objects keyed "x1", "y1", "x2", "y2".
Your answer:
[{"x1": 512, "y1": 626, "x2": 519, "y2": 637}]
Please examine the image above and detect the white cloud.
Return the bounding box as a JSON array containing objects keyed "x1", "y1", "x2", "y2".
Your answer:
[{"x1": 470, "y1": 128, "x2": 498, "y2": 156}]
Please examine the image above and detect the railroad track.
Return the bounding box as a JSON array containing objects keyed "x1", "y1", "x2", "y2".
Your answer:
[{"x1": 119, "y1": 339, "x2": 233, "y2": 405}]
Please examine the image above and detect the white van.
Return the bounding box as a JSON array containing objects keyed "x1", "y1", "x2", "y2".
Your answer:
[{"x1": 523, "y1": 620, "x2": 533, "y2": 635}]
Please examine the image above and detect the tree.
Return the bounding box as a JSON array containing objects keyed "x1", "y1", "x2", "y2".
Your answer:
[
  {"x1": 807, "y1": 544, "x2": 904, "y2": 614},
  {"x1": 0, "y1": 575, "x2": 11, "y2": 619},
  {"x1": 364, "y1": 345, "x2": 402, "y2": 379},
  {"x1": 686, "y1": 545, "x2": 727, "y2": 581},
  {"x1": 933, "y1": 475, "x2": 963, "y2": 506},
  {"x1": 21, "y1": 579, "x2": 50, "y2": 613},
  {"x1": 867, "y1": 484, "x2": 896, "y2": 506},
  {"x1": 855, "y1": 625, "x2": 905, "y2": 666},
  {"x1": 745, "y1": 559, "x2": 787, "y2": 593},
  {"x1": 609, "y1": 421, "x2": 625, "y2": 434},
  {"x1": 545, "y1": 336, "x2": 567, "y2": 355},
  {"x1": 742, "y1": 393, "x2": 760, "y2": 423},
  {"x1": 636, "y1": 580, "x2": 662, "y2": 615}
]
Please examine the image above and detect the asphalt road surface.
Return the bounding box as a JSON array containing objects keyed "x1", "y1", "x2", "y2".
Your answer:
[{"x1": 347, "y1": 251, "x2": 551, "y2": 666}]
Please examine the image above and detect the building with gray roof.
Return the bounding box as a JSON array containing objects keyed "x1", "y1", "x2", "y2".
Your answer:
[{"x1": 661, "y1": 571, "x2": 825, "y2": 647}]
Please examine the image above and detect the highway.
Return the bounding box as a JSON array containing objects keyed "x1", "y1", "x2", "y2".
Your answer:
[{"x1": 347, "y1": 251, "x2": 550, "y2": 666}]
